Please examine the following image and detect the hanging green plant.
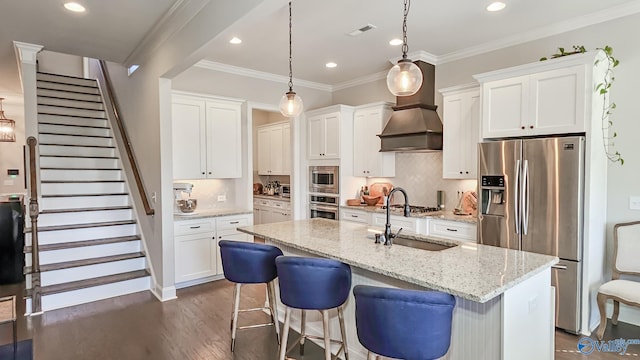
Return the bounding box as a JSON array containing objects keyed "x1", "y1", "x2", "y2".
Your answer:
[{"x1": 540, "y1": 45, "x2": 623, "y2": 165}]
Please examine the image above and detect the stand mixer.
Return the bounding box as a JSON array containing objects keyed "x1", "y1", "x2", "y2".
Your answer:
[{"x1": 173, "y1": 182, "x2": 197, "y2": 214}]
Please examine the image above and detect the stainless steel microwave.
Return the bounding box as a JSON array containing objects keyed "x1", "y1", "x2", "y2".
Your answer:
[{"x1": 309, "y1": 166, "x2": 339, "y2": 194}]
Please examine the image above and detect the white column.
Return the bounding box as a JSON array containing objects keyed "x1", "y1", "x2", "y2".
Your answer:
[{"x1": 13, "y1": 41, "x2": 43, "y2": 140}]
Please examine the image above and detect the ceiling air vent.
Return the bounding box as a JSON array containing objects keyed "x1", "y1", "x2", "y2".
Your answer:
[{"x1": 347, "y1": 24, "x2": 377, "y2": 37}]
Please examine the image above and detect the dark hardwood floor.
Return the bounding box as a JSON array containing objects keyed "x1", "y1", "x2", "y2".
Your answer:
[{"x1": 1, "y1": 280, "x2": 639, "y2": 359}]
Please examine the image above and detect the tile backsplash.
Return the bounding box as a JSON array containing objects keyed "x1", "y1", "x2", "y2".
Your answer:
[
  {"x1": 367, "y1": 152, "x2": 477, "y2": 210},
  {"x1": 176, "y1": 179, "x2": 236, "y2": 209}
]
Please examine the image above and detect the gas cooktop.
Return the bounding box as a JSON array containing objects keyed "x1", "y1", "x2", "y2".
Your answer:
[{"x1": 382, "y1": 204, "x2": 441, "y2": 214}]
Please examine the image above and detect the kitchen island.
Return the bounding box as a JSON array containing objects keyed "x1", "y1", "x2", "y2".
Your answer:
[{"x1": 238, "y1": 218, "x2": 558, "y2": 360}]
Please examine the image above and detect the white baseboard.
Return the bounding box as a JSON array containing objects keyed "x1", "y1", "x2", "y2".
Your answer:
[
  {"x1": 175, "y1": 275, "x2": 224, "y2": 290},
  {"x1": 152, "y1": 283, "x2": 177, "y2": 302}
]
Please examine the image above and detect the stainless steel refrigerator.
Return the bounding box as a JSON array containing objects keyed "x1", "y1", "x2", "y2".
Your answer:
[{"x1": 478, "y1": 136, "x2": 584, "y2": 333}]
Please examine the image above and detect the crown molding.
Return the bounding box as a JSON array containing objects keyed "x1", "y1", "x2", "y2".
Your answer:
[
  {"x1": 332, "y1": 70, "x2": 387, "y2": 91},
  {"x1": 388, "y1": 50, "x2": 439, "y2": 65},
  {"x1": 194, "y1": 60, "x2": 333, "y2": 92},
  {"x1": 437, "y1": 0, "x2": 640, "y2": 64}
]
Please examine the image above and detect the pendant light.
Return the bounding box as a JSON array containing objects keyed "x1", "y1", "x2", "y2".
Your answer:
[
  {"x1": 386, "y1": 0, "x2": 423, "y2": 96},
  {"x1": 0, "y1": 98, "x2": 16, "y2": 142},
  {"x1": 279, "y1": 1, "x2": 303, "y2": 117}
]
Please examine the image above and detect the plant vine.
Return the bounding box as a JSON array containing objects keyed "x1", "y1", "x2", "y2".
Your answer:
[{"x1": 540, "y1": 45, "x2": 623, "y2": 165}]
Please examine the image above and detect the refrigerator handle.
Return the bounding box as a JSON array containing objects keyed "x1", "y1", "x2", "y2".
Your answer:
[
  {"x1": 522, "y1": 160, "x2": 530, "y2": 235},
  {"x1": 514, "y1": 159, "x2": 521, "y2": 234}
]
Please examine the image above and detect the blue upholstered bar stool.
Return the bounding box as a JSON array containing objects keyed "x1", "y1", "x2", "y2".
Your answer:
[
  {"x1": 353, "y1": 285, "x2": 456, "y2": 360},
  {"x1": 276, "y1": 256, "x2": 352, "y2": 360},
  {"x1": 218, "y1": 240, "x2": 284, "y2": 352}
]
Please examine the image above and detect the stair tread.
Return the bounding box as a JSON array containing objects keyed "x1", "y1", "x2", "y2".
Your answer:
[
  {"x1": 37, "y1": 72, "x2": 97, "y2": 82},
  {"x1": 40, "y1": 206, "x2": 132, "y2": 214},
  {"x1": 24, "y1": 235, "x2": 141, "y2": 253},
  {"x1": 40, "y1": 143, "x2": 115, "y2": 148},
  {"x1": 38, "y1": 104, "x2": 105, "y2": 112},
  {"x1": 36, "y1": 79, "x2": 98, "y2": 90},
  {"x1": 39, "y1": 122, "x2": 109, "y2": 130},
  {"x1": 37, "y1": 94, "x2": 103, "y2": 104},
  {"x1": 27, "y1": 269, "x2": 150, "y2": 297},
  {"x1": 40, "y1": 155, "x2": 119, "y2": 160},
  {"x1": 29, "y1": 220, "x2": 136, "y2": 233},
  {"x1": 42, "y1": 192, "x2": 128, "y2": 198},
  {"x1": 39, "y1": 132, "x2": 112, "y2": 139},
  {"x1": 40, "y1": 167, "x2": 120, "y2": 171},
  {"x1": 42, "y1": 180, "x2": 124, "y2": 183},
  {"x1": 38, "y1": 112, "x2": 106, "y2": 120},
  {"x1": 26, "y1": 252, "x2": 145, "y2": 274}
]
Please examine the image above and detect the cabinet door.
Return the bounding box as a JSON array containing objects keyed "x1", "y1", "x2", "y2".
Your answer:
[
  {"x1": 353, "y1": 107, "x2": 394, "y2": 177},
  {"x1": 442, "y1": 94, "x2": 465, "y2": 179},
  {"x1": 482, "y1": 76, "x2": 529, "y2": 138},
  {"x1": 175, "y1": 233, "x2": 216, "y2": 283},
  {"x1": 308, "y1": 115, "x2": 324, "y2": 159},
  {"x1": 323, "y1": 113, "x2": 341, "y2": 159},
  {"x1": 282, "y1": 123, "x2": 291, "y2": 175},
  {"x1": 341, "y1": 209, "x2": 369, "y2": 223},
  {"x1": 257, "y1": 127, "x2": 271, "y2": 175},
  {"x1": 371, "y1": 214, "x2": 423, "y2": 234},
  {"x1": 215, "y1": 230, "x2": 252, "y2": 275},
  {"x1": 253, "y1": 207, "x2": 262, "y2": 225},
  {"x1": 269, "y1": 125, "x2": 284, "y2": 175},
  {"x1": 172, "y1": 97, "x2": 206, "y2": 179},
  {"x1": 205, "y1": 100, "x2": 242, "y2": 178},
  {"x1": 529, "y1": 65, "x2": 586, "y2": 135},
  {"x1": 429, "y1": 219, "x2": 477, "y2": 242}
]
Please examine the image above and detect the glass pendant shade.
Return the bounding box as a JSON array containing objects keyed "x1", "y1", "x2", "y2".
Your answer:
[
  {"x1": 386, "y1": 59, "x2": 423, "y2": 96},
  {"x1": 279, "y1": 91, "x2": 303, "y2": 117},
  {"x1": 0, "y1": 98, "x2": 16, "y2": 142}
]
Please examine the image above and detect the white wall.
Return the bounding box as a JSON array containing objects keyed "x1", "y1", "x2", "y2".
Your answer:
[
  {"x1": 37, "y1": 50, "x2": 83, "y2": 77},
  {"x1": 0, "y1": 95, "x2": 25, "y2": 195}
]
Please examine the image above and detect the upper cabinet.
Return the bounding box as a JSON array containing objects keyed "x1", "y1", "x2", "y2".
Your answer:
[
  {"x1": 353, "y1": 103, "x2": 395, "y2": 177},
  {"x1": 172, "y1": 93, "x2": 242, "y2": 179},
  {"x1": 475, "y1": 53, "x2": 598, "y2": 139},
  {"x1": 307, "y1": 110, "x2": 341, "y2": 160},
  {"x1": 440, "y1": 85, "x2": 480, "y2": 179},
  {"x1": 257, "y1": 121, "x2": 290, "y2": 176}
]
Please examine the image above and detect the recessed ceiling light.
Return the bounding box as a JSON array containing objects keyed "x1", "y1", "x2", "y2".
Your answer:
[
  {"x1": 486, "y1": 2, "x2": 506, "y2": 12},
  {"x1": 229, "y1": 37, "x2": 242, "y2": 45},
  {"x1": 64, "y1": 2, "x2": 86, "y2": 12},
  {"x1": 389, "y1": 38, "x2": 403, "y2": 46},
  {"x1": 326, "y1": 62, "x2": 337, "y2": 68}
]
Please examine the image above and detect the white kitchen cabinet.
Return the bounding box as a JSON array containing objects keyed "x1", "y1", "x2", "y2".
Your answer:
[
  {"x1": 175, "y1": 214, "x2": 251, "y2": 286},
  {"x1": 353, "y1": 103, "x2": 395, "y2": 177},
  {"x1": 478, "y1": 63, "x2": 586, "y2": 139},
  {"x1": 440, "y1": 85, "x2": 480, "y2": 179},
  {"x1": 253, "y1": 198, "x2": 291, "y2": 224},
  {"x1": 371, "y1": 213, "x2": 426, "y2": 234},
  {"x1": 428, "y1": 219, "x2": 477, "y2": 242},
  {"x1": 308, "y1": 111, "x2": 341, "y2": 159},
  {"x1": 172, "y1": 93, "x2": 242, "y2": 179},
  {"x1": 257, "y1": 121, "x2": 290, "y2": 175},
  {"x1": 341, "y1": 208, "x2": 370, "y2": 224}
]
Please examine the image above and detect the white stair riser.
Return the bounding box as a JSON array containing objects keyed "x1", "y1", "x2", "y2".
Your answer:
[
  {"x1": 32, "y1": 224, "x2": 137, "y2": 245},
  {"x1": 40, "y1": 195, "x2": 129, "y2": 210},
  {"x1": 38, "y1": 96, "x2": 103, "y2": 111},
  {"x1": 39, "y1": 133, "x2": 112, "y2": 147},
  {"x1": 41, "y1": 276, "x2": 150, "y2": 312},
  {"x1": 40, "y1": 258, "x2": 146, "y2": 286},
  {"x1": 41, "y1": 169, "x2": 122, "y2": 181},
  {"x1": 39, "y1": 209, "x2": 134, "y2": 227},
  {"x1": 36, "y1": 73, "x2": 97, "y2": 87},
  {"x1": 39, "y1": 123, "x2": 111, "y2": 137},
  {"x1": 39, "y1": 145, "x2": 115, "y2": 158},
  {"x1": 40, "y1": 157, "x2": 119, "y2": 169},
  {"x1": 39, "y1": 241, "x2": 141, "y2": 265},
  {"x1": 37, "y1": 89, "x2": 102, "y2": 102},
  {"x1": 38, "y1": 105, "x2": 105, "y2": 118},
  {"x1": 37, "y1": 81, "x2": 100, "y2": 95},
  {"x1": 41, "y1": 182, "x2": 125, "y2": 195},
  {"x1": 39, "y1": 114, "x2": 108, "y2": 128}
]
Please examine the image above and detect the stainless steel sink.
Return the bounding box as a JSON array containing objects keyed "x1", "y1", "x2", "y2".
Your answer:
[{"x1": 393, "y1": 236, "x2": 456, "y2": 251}]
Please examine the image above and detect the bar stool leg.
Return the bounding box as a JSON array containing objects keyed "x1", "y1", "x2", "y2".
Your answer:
[
  {"x1": 321, "y1": 310, "x2": 332, "y2": 360},
  {"x1": 299, "y1": 309, "x2": 306, "y2": 355},
  {"x1": 230, "y1": 283, "x2": 238, "y2": 331},
  {"x1": 231, "y1": 283, "x2": 242, "y2": 352},
  {"x1": 13, "y1": 319, "x2": 17, "y2": 355},
  {"x1": 366, "y1": 351, "x2": 377, "y2": 360},
  {"x1": 279, "y1": 307, "x2": 292, "y2": 360},
  {"x1": 267, "y1": 281, "x2": 281, "y2": 344},
  {"x1": 338, "y1": 306, "x2": 349, "y2": 360}
]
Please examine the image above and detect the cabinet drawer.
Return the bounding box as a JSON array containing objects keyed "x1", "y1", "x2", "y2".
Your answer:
[
  {"x1": 217, "y1": 215, "x2": 249, "y2": 231},
  {"x1": 371, "y1": 214, "x2": 424, "y2": 234},
  {"x1": 429, "y1": 219, "x2": 476, "y2": 242},
  {"x1": 175, "y1": 219, "x2": 215, "y2": 235},
  {"x1": 341, "y1": 209, "x2": 369, "y2": 224}
]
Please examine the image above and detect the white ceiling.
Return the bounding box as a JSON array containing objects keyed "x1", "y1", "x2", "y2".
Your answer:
[
  {"x1": 1, "y1": 0, "x2": 639, "y2": 99},
  {"x1": 201, "y1": 0, "x2": 640, "y2": 86}
]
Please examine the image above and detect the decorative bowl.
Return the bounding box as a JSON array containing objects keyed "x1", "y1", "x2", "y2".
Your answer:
[
  {"x1": 362, "y1": 195, "x2": 381, "y2": 206},
  {"x1": 346, "y1": 199, "x2": 361, "y2": 206},
  {"x1": 177, "y1": 199, "x2": 198, "y2": 213}
]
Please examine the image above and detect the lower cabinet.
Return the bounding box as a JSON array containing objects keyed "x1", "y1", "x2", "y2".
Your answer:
[
  {"x1": 428, "y1": 219, "x2": 476, "y2": 242},
  {"x1": 371, "y1": 213, "x2": 426, "y2": 234},
  {"x1": 174, "y1": 214, "x2": 251, "y2": 286},
  {"x1": 253, "y1": 198, "x2": 291, "y2": 224},
  {"x1": 341, "y1": 209, "x2": 371, "y2": 224}
]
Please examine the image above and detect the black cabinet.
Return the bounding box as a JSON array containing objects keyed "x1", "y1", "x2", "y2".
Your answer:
[{"x1": 0, "y1": 196, "x2": 24, "y2": 284}]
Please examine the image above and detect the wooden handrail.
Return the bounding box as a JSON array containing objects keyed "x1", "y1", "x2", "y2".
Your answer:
[
  {"x1": 26, "y1": 136, "x2": 41, "y2": 313},
  {"x1": 97, "y1": 60, "x2": 155, "y2": 216}
]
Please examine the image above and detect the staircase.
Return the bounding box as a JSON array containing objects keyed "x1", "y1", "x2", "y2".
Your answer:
[{"x1": 24, "y1": 72, "x2": 151, "y2": 313}]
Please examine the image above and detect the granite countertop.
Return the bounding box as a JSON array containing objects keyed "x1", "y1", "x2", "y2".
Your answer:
[
  {"x1": 238, "y1": 218, "x2": 558, "y2": 303},
  {"x1": 174, "y1": 208, "x2": 252, "y2": 220},
  {"x1": 254, "y1": 194, "x2": 291, "y2": 202},
  {"x1": 341, "y1": 205, "x2": 477, "y2": 224}
]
